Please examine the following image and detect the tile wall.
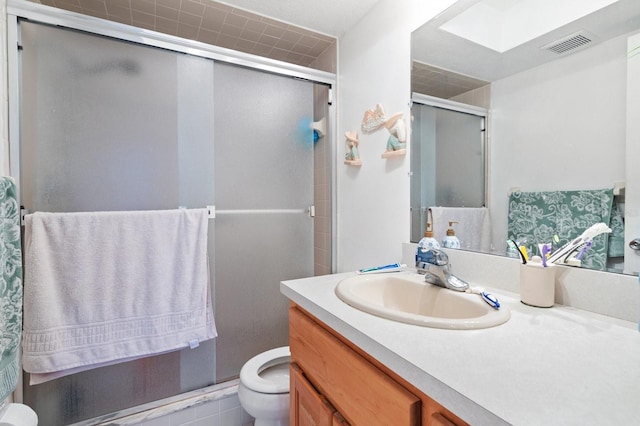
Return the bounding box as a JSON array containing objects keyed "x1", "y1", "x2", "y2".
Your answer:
[
  {"x1": 412, "y1": 60, "x2": 488, "y2": 100},
  {"x1": 311, "y1": 46, "x2": 335, "y2": 276},
  {"x1": 450, "y1": 84, "x2": 492, "y2": 109},
  {"x1": 29, "y1": 0, "x2": 337, "y2": 73}
]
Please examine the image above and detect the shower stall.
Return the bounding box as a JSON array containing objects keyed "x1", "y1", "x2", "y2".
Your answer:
[{"x1": 9, "y1": 4, "x2": 334, "y2": 423}]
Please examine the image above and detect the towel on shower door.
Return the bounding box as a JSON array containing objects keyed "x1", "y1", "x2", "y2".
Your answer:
[
  {"x1": 429, "y1": 207, "x2": 492, "y2": 251},
  {"x1": 22, "y1": 208, "x2": 217, "y2": 384},
  {"x1": 0, "y1": 178, "x2": 23, "y2": 400}
]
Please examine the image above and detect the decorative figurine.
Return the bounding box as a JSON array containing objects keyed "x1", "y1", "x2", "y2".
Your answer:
[
  {"x1": 344, "y1": 131, "x2": 362, "y2": 166},
  {"x1": 361, "y1": 103, "x2": 386, "y2": 133},
  {"x1": 381, "y1": 112, "x2": 406, "y2": 158}
]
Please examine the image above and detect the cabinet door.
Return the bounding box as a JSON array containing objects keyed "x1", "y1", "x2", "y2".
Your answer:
[
  {"x1": 291, "y1": 363, "x2": 335, "y2": 426},
  {"x1": 290, "y1": 307, "x2": 420, "y2": 425}
]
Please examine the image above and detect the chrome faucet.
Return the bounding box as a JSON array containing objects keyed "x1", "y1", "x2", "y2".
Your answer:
[{"x1": 415, "y1": 248, "x2": 470, "y2": 292}]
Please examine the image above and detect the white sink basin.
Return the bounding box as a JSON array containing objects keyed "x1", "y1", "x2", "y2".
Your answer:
[{"x1": 335, "y1": 273, "x2": 510, "y2": 330}]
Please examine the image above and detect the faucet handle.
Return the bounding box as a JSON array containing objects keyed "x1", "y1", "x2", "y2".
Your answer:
[
  {"x1": 420, "y1": 248, "x2": 449, "y2": 266},
  {"x1": 415, "y1": 247, "x2": 449, "y2": 274}
]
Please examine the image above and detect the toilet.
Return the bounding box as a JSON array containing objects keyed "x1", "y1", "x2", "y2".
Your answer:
[
  {"x1": 0, "y1": 403, "x2": 38, "y2": 426},
  {"x1": 238, "y1": 346, "x2": 291, "y2": 426}
]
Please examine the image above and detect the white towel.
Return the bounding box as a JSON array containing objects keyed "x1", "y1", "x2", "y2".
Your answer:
[
  {"x1": 429, "y1": 207, "x2": 492, "y2": 251},
  {"x1": 22, "y1": 209, "x2": 216, "y2": 384}
]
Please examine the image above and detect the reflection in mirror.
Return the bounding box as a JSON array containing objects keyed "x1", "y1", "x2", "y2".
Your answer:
[
  {"x1": 410, "y1": 96, "x2": 487, "y2": 243},
  {"x1": 411, "y1": 0, "x2": 640, "y2": 275}
]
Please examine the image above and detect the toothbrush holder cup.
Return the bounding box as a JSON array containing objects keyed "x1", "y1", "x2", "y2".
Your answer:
[{"x1": 519, "y1": 262, "x2": 556, "y2": 308}]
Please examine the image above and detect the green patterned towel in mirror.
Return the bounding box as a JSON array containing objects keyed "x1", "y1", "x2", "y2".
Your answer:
[
  {"x1": 0, "y1": 177, "x2": 22, "y2": 401},
  {"x1": 607, "y1": 201, "x2": 625, "y2": 258},
  {"x1": 508, "y1": 189, "x2": 619, "y2": 271}
]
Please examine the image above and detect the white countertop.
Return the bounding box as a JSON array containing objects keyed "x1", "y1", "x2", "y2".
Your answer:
[{"x1": 281, "y1": 272, "x2": 640, "y2": 426}]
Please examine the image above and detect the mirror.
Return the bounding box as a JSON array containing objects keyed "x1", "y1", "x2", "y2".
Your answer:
[{"x1": 411, "y1": 0, "x2": 640, "y2": 275}]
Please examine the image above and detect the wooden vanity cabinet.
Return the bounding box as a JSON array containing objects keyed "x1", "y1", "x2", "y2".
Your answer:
[{"x1": 289, "y1": 304, "x2": 467, "y2": 426}]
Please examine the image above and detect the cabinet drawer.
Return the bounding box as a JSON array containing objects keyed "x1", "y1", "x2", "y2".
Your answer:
[
  {"x1": 422, "y1": 391, "x2": 467, "y2": 426},
  {"x1": 291, "y1": 363, "x2": 336, "y2": 426},
  {"x1": 431, "y1": 412, "x2": 458, "y2": 426},
  {"x1": 290, "y1": 307, "x2": 420, "y2": 426}
]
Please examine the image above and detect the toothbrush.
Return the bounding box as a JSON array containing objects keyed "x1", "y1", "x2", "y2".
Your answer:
[
  {"x1": 507, "y1": 239, "x2": 527, "y2": 264},
  {"x1": 467, "y1": 286, "x2": 501, "y2": 309},
  {"x1": 575, "y1": 240, "x2": 593, "y2": 260},
  {"x1": 540, "y1": 243, "x2": 552, "y2": 267},
  {"x1": 546, "y1": 223, "x2": 611, "y2": 264},
  {"x1": 480, "y1": 292, "x2": 501, "y2": 309}
]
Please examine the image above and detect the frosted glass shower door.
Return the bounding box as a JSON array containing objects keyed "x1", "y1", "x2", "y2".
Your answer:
[
  {"x1": 434, "y1": 107, "x2": 485, "y2": 207},
  {"x1": 16, "y1": 15, "x2": 322, "y2": 424},
  {"x1": 213, "y1": 63, "x2": 315, "y2": 381},
  {"x1": 18, "y1": 21, "x2": 215, "y2": 424}
]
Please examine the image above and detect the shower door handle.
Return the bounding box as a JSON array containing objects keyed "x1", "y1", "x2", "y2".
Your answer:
[
  {"x1": 307, "y1": 205, "x2": 316, "y2": 218},
  {"x1": 630, "y1": 238, "x2": 640, "y2": 250}
]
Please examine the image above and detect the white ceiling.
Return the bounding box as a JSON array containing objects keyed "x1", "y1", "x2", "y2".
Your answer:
[
  {"x1": 216, "y1": 0, "x2": 383, "y2": 37},
  {"x1": 412, "y1": 0, "x2": 640, "y2": 83}
]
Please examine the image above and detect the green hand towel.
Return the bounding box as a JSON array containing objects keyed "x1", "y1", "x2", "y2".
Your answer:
[
  {"x1": 607, "y1": 201, "x2": 625, "y2": 258},
  {"x1": 0, "y1": 177, "x2": 23, "y2": 401}
]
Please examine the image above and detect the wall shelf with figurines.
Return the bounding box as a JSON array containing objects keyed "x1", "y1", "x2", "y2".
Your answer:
[{"x1": 358, "y1": 103, "x2": 406, "y2": 160}]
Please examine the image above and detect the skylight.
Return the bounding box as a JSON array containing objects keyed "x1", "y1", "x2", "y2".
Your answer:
[{"x1": 439, "y1": 0, "x2": 618, "y2": 53}]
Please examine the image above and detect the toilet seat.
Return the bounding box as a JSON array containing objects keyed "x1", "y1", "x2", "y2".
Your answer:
[
  {"x1": 0, "y1": 403, "x2": 38, "y2": 426},
  {"x1": 239, "y1": 346, "x2": 290, "y2": 394}
]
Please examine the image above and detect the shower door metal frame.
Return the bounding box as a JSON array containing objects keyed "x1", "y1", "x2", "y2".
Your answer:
[{"x1": 6, "y1": 0, "x2": 337, "y2": 408}]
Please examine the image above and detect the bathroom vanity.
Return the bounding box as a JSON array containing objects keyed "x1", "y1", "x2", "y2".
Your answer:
[
  {"x1": 281, "y1": 272, "x2": 640, "y2": 425},
  {"x1": 289, "y1": 305, "x2": 463, "y2": 425}
]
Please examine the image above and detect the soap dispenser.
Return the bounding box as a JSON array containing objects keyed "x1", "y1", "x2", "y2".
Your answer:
[
  {"x1": 416, "y1": 213, "x2": 440, "y2": 273},
  {"x1": 442, "y1": 221, "x2": 461, "y2": 249},
  {"x1": 417, "y1": 221, "x2": 440, "y2": 251}
]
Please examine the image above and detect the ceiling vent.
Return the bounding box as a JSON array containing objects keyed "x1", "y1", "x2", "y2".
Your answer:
[{"x1": 541, "y1": 31, "x2": 595, "y2": 55}]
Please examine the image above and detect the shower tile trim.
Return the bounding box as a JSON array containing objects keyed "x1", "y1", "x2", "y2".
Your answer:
[{"x1": 71, "y1": 380, "x2": 247, "y2": 426}]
